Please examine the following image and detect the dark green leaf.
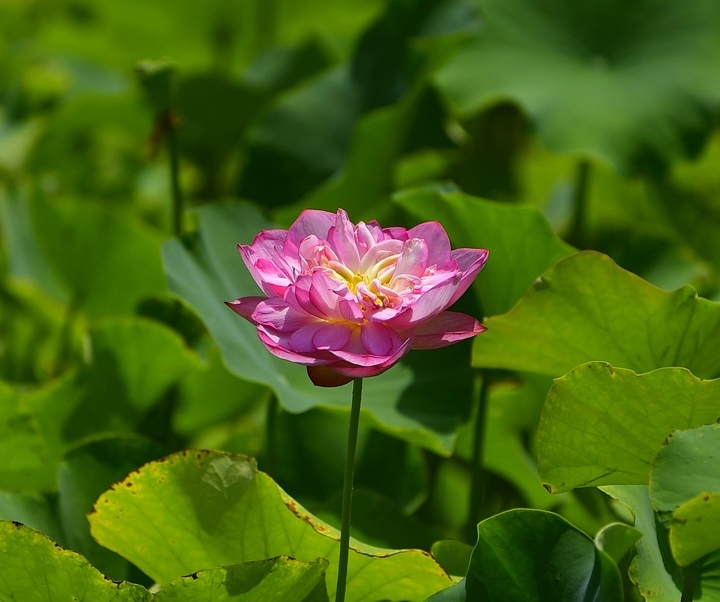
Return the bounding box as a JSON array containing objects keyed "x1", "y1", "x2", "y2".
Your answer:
[{"x1": 435, "y1": 0, "x2": 720, "y2": 173}]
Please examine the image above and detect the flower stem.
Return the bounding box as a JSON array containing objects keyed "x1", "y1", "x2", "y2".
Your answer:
[
  {"x1": 466, "y1": 372, "x2": 490, "y2": 541},
  {"x1": 681, "y1": 559, "x2": 701, "y2": 602},
  {"x1": 165, "y1": 112, "x2": 184, "y2": 237},
  {"x1": 335, "y1": 377, "x2": 363, "y2": 602},
  {"x1": 568, "y1": 159, "x2": 591, "y2": 248}
]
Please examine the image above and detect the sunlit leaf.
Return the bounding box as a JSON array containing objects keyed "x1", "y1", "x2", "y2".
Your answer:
[
  {"x1": 473, "y1": 252, "x2": 720, "y2": 378},
  {"x1": 89, "y1": 450, "x2": 452, "y2": 600},
  {"x1": 537, "y1": 363, "x2": 720, "y2": 493},
  {"x1": 154, "y1": 556, "x2": 330, "y2": 602},
  {"x1": 0, "y1": 521, "x2": 150, "y2": 602}
]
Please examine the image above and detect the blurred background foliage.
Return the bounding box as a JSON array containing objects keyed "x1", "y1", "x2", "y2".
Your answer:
[{"x1": 1, "y1": 0, "x2": 720, "y2": 592}]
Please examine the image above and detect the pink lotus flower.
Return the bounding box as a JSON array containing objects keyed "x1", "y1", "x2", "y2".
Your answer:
[{"x1": 227, "y1": 209, "x2": 488, "y2": 387}]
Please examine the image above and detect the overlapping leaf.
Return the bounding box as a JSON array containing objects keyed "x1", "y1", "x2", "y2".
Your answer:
[
  {"x1": 429, "y1": 510, "x2": 622, "y2": 601},
  {"x1": 650, "y1": 424, "x2": 720, "y2": 566}
]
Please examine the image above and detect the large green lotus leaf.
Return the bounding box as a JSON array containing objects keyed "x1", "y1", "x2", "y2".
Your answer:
[
  {"x1": 58, "y1": 435, "x2": 166, "y2": 581},
  {"x1": 163, "y1": 201, "x2": 474, "y2": 455},
  {"x1": 428, "y1": 509, "x2": 622, "y2": 601},
  {"x1": 394, "y1": 186, "x2": 574, "y2": 316},
  {"x1": 473, "y1": 251, "x2": 720, "y2": 378},
  {"x1": 29, "y1": 191, "x2": 167, "y2": 318},
  {"x1": 603, "y1": 485, "x2": 720, "y2": 601},
  {"x1": 0, "y1": 521, "x2": 150, "y2": 602},
  {"x1": 154, "y1": 556, "x2": 330, "y2": 602},
  {"x1": 89, "y1": 450, "x2": 452, "y2": 600},
  {"x1": 650, "y1": 424, "x2": 720, "y2": 566},
  {"x1": 538, "y1": 363, "x2": 720, "y2": 493},
  {"x1": 435, "y1": 0, "x2": 720, "y2": 174}
]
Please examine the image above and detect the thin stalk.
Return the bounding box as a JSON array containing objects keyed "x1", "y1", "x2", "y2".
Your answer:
[
  {"x1": 264, "y1": 395, "x2": 279, "y2": 475},
  {"x1": 166, "y1": 112, "x2": 184, "y2": 237},
  {"x1": 335, "y1": 378, "x2": 363, "y2": 602},
  {"x1": 54, "y1": 293, "x2": 82, "y2": 376},
  {"x1": 681, "y1": 559, "x2": 701, "y2": 602},
  {"x1": 568, "y1": 159, "x2": 591, "y2": 248},
  {"x1": 465, "y1": 372, "x2": 491, "y2": 541}
]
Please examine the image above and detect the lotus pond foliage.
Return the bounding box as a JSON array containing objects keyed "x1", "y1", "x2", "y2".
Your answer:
[{"x1": 2, "y1": 0, "x2": 720, "y2": 601}]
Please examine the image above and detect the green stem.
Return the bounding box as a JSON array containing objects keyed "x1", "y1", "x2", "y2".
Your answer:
[
  {"x1": 55, "y1": 293, "x2": 82, "y2": 376},
  {"x1": 568, "y1": 159, "x2": 591, "y2": 248},
  {"x1": 681, "y1": 559, "x2": 701, "y2": 602},
  {"x1": 466, "y1": 373, "x2": 490, "y2": 541},
  {"x1": 166, "y1": 113, "x2": 184, "y2": 237},
  {"x1": 264, "y1": 395, "x2": 279, "y2": 475},
  {"x1": 335, "y1": 378, "x2": 363, "y2": 602}
]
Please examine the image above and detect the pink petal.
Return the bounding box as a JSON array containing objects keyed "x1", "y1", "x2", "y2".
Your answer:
[
  {"x1": 382, "y1": 226, "x2": 409, "y2": 241},
  {"x1": 287, "y1": 209, "x2": 337, "y2": 246},
  {"x1": 308, "y1": 270, "x2": 351, "y2": 320},
  {"x1": 448, "y1": 248, "x2": 489, "y2": 305},
  {"x1": 289, "y1": 323, "x2": 327, "y2": 353},
  {"x1": 331, "y1": 327, "x2": 407, "y2": 367},
  {"x1": 226, "y1": 297, "x2": 266, "y2": 324},
  {"x1": 256, "y1": 328, "x2": 332, "y2": 366},
  {"x1": 307, "y1": 366, "x2": 354, "y2": 387},
  {"x1": 392, "y1": 238, "x2": 429, "y2": 281},
  {"x1": 252, "y1": 297, "x2": 318, "y2": 332},
  {"x1": 313, "y1": 323, "x2": 354, "y2": 350},
  {"x1": 360, "y1": 322, "x2": 399, "y2": 357},
  {"x1": 408, "y1": 221, "x2": 452, "y2": 266},
  {"x1": 329, "y1": 337, "x2": 413, "y2": 376},
  {"x1": 411, "y1": 311, "x2": 486, "y2": 350},
  {"x1": 328, "y1": 209, "x2": 361, "y2": 271},
  {"x1": 386, "y1": 278, "x2": 459, "y2": 330}
]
